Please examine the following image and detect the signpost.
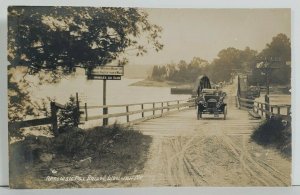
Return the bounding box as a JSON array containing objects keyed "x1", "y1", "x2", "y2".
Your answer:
[
  {"x1": 256, "y1": 57, "x2": 282, "y2": 119},
  {"x1": 86, "y1": 66, "x2": 124, "y2": 126}
]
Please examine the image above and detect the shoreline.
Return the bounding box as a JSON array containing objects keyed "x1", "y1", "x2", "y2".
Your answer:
[{"x1": 129, "y1": 79, "x2": 192, "y2": 88}]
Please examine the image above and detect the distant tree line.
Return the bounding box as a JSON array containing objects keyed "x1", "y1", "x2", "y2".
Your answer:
[
  {"x1": 151, "y1": 57, "x2": 209, "y2": 83},
  {"x1": 150, "y1": 33, "x2": 291, "y2": 86}
]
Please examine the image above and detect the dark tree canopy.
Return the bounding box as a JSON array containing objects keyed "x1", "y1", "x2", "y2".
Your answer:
[
  {"x1": 207, "y1": 47, "x2": 257, "y2": 82},
  {"x1": 258, "y1": 33, "x2": 291, "y2": 62},
  {"x1": 8, "y1": 6, "x2": 163, "y2": 75},
  {"x1": 250, "y1": 33, "x2": 291, "y2": 85}
]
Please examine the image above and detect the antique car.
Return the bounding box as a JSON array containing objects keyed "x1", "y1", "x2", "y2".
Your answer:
[{"x1": 196, "y1": 89, "x2": 227, "y2": 120}]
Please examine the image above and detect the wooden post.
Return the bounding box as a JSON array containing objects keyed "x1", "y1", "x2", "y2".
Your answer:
[
  {"x1": 287, "y1": 106, "x2": 291, "y2": 116},
  {"x1": 161, "y1": 102, "x2": 164, "y2": 115},
  {"x1": 153, "y1": 103, "x2": 155, "y2": 115},
  {"x1": 271, "y1": 106, "x2": 274, "y2": 114},
  {"x1": 103, "y1": 80, "x2": 108, "y2": 126},
  {"x1": 277, "y1": 107, "x2": 281, "y2": 115},
  {"x1": 50, "y1": 102, "x2": 58, "y2": 136},
  {"x1": 167, "y1": 102, "x2": 170, "y2": 111},
  {"x1": 265, "y1": 94, "x2": 270, "y2": 119},
  {"x1": 85, "y1": 103, "x2": 88, "y2": 121},
  {"x1": 177, "y1": 100, "x2": 180, "y2": 110},
  {"x1": 260, "y1": 103, "x2": 263, "y2": 116},
  {"x1": 75, "y1": 92, "x2": 80, "y2": 127},
  {"x1": 126, "y1": 106, "x2": 129, "y2": 122},
  {"x1": 141, "y1": 104, "x2": 144, "y2": 118}
]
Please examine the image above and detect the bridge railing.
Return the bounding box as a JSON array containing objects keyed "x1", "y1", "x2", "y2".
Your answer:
[
  {"x1": 79, "y1": 98, "x2": 196, "y2": 126},
  {"x1": 237, "y1": 96, "x2": 291, "y2": 119}
]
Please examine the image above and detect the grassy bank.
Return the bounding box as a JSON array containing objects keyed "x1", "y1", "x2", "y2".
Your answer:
[
  {"x1": 129, "y1": 79, "x2": 192, "y2": 87},
  {"x1": 9, "y1": 124, "x2": 152, "y2": 188},
  {"x1": 251, "y1": 116, "x2": 291, "y2": 157}
]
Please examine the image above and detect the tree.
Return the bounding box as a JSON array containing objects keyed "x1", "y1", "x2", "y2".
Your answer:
[
  {"x1": 258, "y1": 33, "x2": 291, "y2": 62},
  {"x1": 208, "y1": 47, "x2": 242, "y2": 82},
  {"x1": 189, "y1": 57, "x2": 209, "y2": 68},
  {"x1": 7, "y1": 7, "x2": 163, "y2": 138},
  {"x1": 250, "y1": 33, "x2": 291, "y2": 85},
  {"x1": 8, "y1": 6, "x2": 163, "y2": 76}
]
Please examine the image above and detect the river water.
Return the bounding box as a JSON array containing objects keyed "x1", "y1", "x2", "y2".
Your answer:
[{"x1": 29, "y1": 70, "x2": 191, "y2": 128}]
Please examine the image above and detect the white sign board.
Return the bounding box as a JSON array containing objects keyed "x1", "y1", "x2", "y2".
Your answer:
[{"x1": 91, "y1": 66, "x2": 124, "y2": 76}]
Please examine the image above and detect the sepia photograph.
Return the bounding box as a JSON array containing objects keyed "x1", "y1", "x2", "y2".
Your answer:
[{"x1": 7, "y1": 7, "x2": 291, "y2": 188}]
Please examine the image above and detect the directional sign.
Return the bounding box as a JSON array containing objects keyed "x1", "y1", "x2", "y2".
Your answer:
[
  {"x1": 90, "y1": 66, "x2": 124, "y2": 76},
  {"x1": 87, "y1": 75, "x2": 121, "y2": 80}
]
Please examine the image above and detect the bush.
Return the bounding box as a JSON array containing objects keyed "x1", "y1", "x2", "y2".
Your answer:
[
  {"x1": 57, "y1": 95, "x2": 79, "y2": 133},
  {"x1": 251, "y1": 116, "x2": 291, "y2": 156}
]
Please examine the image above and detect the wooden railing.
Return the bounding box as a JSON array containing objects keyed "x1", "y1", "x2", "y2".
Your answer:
[
  {"x1": 8, "y1": 101, "x2": 68, "y2": 137},
  {"x1": 79, "y1": 99, "x2": 195, "y2": 125},
  {"x1": 237, "y1": 96, "x2": 291, "y2": 119}
]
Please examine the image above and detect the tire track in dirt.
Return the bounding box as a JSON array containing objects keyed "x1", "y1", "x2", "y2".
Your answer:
[
  {"x1": 223, "y1": 134, "x2": 288, "y2": 186},
  {"x1": 166, "y1": 136, "x2": 204, "y2": 186},
  {"x1": 219, "y1": 135, "x2": 269, "y2": 185},
  {"x1": 230, "y1": 135, "x2": 290, "y2": 185}
]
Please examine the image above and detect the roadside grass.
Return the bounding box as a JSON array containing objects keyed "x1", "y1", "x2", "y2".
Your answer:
[
  {"x1": 251, "y1": 116, "x2": 291, "y2": 157},
  {"x1": 9, "y1": 124, "x2": 152, "y2": 188}
]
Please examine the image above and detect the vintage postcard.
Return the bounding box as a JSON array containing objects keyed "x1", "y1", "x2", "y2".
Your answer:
[{"x1": 8, "y1": 7, "x2": 291, "y2": 188}]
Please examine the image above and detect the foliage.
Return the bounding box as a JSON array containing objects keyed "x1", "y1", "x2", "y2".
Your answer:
[
  {"x1": 8, "y1": 66, "x2": 54, "y2": 138},
  {"x1": 9, "y1": 124, "x2": 152, "y2": 188},
  {"x1": 8, "y1": 67, "x2": 36, "y2": 122},
  {"x1": 57, "y1": 95, "x2": 79, "y2": 131},
  {"x1": 251, "y1": 116, "x2": 291, "y2": 157},
  {"x1": 249, "y1": 33, "x2": 291, "y2": 86},
  {"x1": 150, "y1": 33, "x2": 290, "y2": 85},
  {"x1": 258, "y1": 33, "x2": 291, "y2": 62},
  {"x1": 150, "y1": 57, "x2": 209, "y2": 83},
  {"x1": 207, "y1": 47, "x2": 257, "y2": 82},
  {"x1": 8, "y1": 6, "x2": 163, "y2": 76},
  {"x1": 7, "y1": 7, "x2": 163, "y2": 138}
]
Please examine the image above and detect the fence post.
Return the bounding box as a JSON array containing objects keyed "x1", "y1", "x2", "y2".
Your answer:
[
  {"x1": 271, "y1": 106, "x2": 274, "y2": 115},
  {"x1": 75, "y1": 92, "x2": 80, "y2": 127},
  {"x1": 265, "y1": 95, "x2": 270, "y2": 119},
  {"x1": 161, "y1": 102, "x2": 164, "y2": 115},
  {"x1": 260, "y1": 103, "x2": 263, "y2": 116},
  {"x1": 167, "y1": 102, "x2": 170, "y2": 111},
  {"x1": 287, "y1": 106, "x2": 291, "y2": 116},
  {"x1": 50, "y1": 102, "x2": 58, "y2": 136},
  {"x1": 126, "y1": 106, "x2": 129, "y2": 122},
  {"x1": 153, "y1": 103, "x2": 155, "y2": 115},
  {"x1": 177, "y1": 100, "x2": 180, "y2": 110},
  {"x1": 277, "y1": 107, "x2": 281, "y2": 115},
  {"x1": 141, "y1": 104, "x2": 144, "y2": 118},
  {"x1": 103, "y1": 106, "x2": 108, "y2": 126},
  {"x1": 85, "y1": 103, "x2": 88, "y2": 121}
]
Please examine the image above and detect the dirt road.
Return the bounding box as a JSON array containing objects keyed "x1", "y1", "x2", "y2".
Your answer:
[{"x1": 133, "y1": 83, "x2": 291, "y2": 186}]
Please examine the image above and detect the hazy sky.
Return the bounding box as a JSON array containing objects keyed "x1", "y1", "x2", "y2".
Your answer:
[{"x1": 127, "y1": 9, "x2": 290, "y2": 65}]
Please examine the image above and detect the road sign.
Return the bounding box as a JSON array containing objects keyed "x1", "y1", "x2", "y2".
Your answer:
[
  {"x1": 85, "y1": 66, "x2": 124, "y2": 126},
  {"x1": 90, "y1": 66, "x2": 124, "y2": 76},
  {"x1": 87, "y1": 75, "x2": 121, "y2": 80}
]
